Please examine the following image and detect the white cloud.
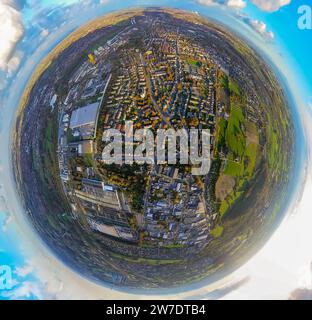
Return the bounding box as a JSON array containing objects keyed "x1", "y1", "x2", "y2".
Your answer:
[
  {"x1": 7, "y1": 50, "x2": 23, "y2": 75},
  {"x1": 2, "y1": 213, "x2": 12, "y2": 232},
  {"x1": 249, "y1": 19, "x2": 274, "y2": 39},
  {"x1": 40, "y1": 28, "x2": 49, "y2": 38},
  {"x1": 0, "y1": 195, "x2": 12, "y2": 232},
  {"x1": 2, "y1": 280, "x2": 44, "y2": 299},
  {"x1": 235, "y1": 12, "x2": 275, "y2": 40},
  {"x1": 197, "y1": 0, "x2": 246, "y2": 9},
  {"x1": 251, "y1": 0, "x2": 291, "y2": 12},
  {"x1": 0, "y1": 0, "x2": 24, "y2": 71},
  {"x1": 15, "y1": 263, "x2": 34, "y2": 278},
  {"x1": 197, "y1": 0, "x2": 216, "y2": 5},
  {"x1": 227, "y1": 0, "x2": 246, "y2": 9},
  {"x1": 195, "y1": 0, "x2": 281, "y2": 41},
  {"x1": 1, "y1": 258, "x2": 64, "y2": 300},
  {"x1": 198, "y1": 0, "x2": 291, "y2": 12}
]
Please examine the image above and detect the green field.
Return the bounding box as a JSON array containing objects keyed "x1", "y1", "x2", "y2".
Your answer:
[
  {"x1": 215, "y1": 118, "x2": 228, "y2": 152},
  {"x1": 187, "y1": 58, "x2": 202, "y2": 68},
  {"x1": 220, "y1": 75, "x2": 241, "y2": 97},
  {"x1": 267, "y1": 114, "x2": 279, "y2": 169},
  {"x1": 245, "y1": 142, "x2": 258, "y2": 176},
  {"x1": 223, "y1": 160, "x2": 243, "y2": 176},
  {"x1": 225, "y1": 105, "x2": 246, "y2": 158},
  {"x1": 220, "y1": 74, "x2": 229, "y2": 90},
  {"x1": 218, "y1": 105, "x2": 260, "y2": 219},
  {"x1": 211, "y1": 224, "x2": 224, "y2": 238},
  {"x1": 229, "y1": 80, "x2": 241, "y2": 97},
  {"x1": 111, "y1": 252, "x2": 182, "y2": 266},
  {"x1": 219, "y1": 201, "x2": 229, "y2": 217}
]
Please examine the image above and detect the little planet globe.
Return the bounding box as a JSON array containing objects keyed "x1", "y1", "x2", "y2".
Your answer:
[{"x1": 13, "y1": 8, "x2": 294, "y2": 288}]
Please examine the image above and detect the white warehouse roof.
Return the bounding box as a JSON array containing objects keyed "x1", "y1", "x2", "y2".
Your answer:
[{"x1": 70, "y1": 102, "x2": 99, "y2": 129}]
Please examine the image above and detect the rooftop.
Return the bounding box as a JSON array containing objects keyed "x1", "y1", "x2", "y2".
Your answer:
[{"x1": 70, "y1": 102, "x2": 99, "y2": 129}]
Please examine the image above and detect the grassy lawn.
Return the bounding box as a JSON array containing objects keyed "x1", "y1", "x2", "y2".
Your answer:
[
  {"x1": 216, "y1": 105, "x2": 245, "y2": 219},
  {"x1": 224, "y1": 160, "x2": 243, "y2": 177},
  {"x1": 163, "y1": 244, "x2": 186, "y2": 249},
  {"x1": 225, "y1": 105, "x2": 246, "y2": 158},
  {"x1": 187, "y1": 58, "x2": 202, "y2": 68},
  {"x1": 229, "y1": 80, "x2": 241, "y2": 97},
  {"x1": 211, "y1": 224, "x2": 224, "y2": 238},
  {"x1": 219, "y1": 201, "x2": 229, "y2": 217},
  {"x1": 267, "y1": 123, "x2": 279, "y2": 169},
  {"x1": 215, "y1": 118, "x2": 228, "y2": 153},
  {"x1": 245, "y1": 142, "x2": 258, "y2": 177},
  {"x1": 220, "y1": 74, "x2": 229, "y2": 90},
  {"x1": 111, "y1": 253, "x2": 182, "y2": 266},
  {"x1": 218, "y1": 107, "x2": 260, "y2": 219}
]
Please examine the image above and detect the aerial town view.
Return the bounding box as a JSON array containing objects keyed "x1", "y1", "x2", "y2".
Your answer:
[{"x1": 13, "y1": 8, "x2": 294, "y2": 287}]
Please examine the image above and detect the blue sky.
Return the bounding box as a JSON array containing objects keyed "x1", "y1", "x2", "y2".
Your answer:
[
  {"x1": 246, "y1": 1, "x2": 312, "y2": 95},
  {"x1": 0, "y1": 214, "x2": 38, "y2": 300},
  {"x1": 0, "y1": 0, "x2": 312, "y2": 300}
]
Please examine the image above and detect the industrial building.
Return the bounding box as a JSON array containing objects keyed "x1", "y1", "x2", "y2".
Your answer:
[{"x1": 70, "y1": 102, "x2": 100, "y2": 139}]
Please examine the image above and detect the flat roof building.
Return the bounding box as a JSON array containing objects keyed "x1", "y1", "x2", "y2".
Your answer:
[{"x1": 70, "y1": 102, "x2": 99, "y2": 130}]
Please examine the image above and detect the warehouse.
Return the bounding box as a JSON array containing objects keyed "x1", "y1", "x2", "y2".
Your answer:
[{"x1": 70, "y1": 102, "x2": 100, "y2": 138}]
